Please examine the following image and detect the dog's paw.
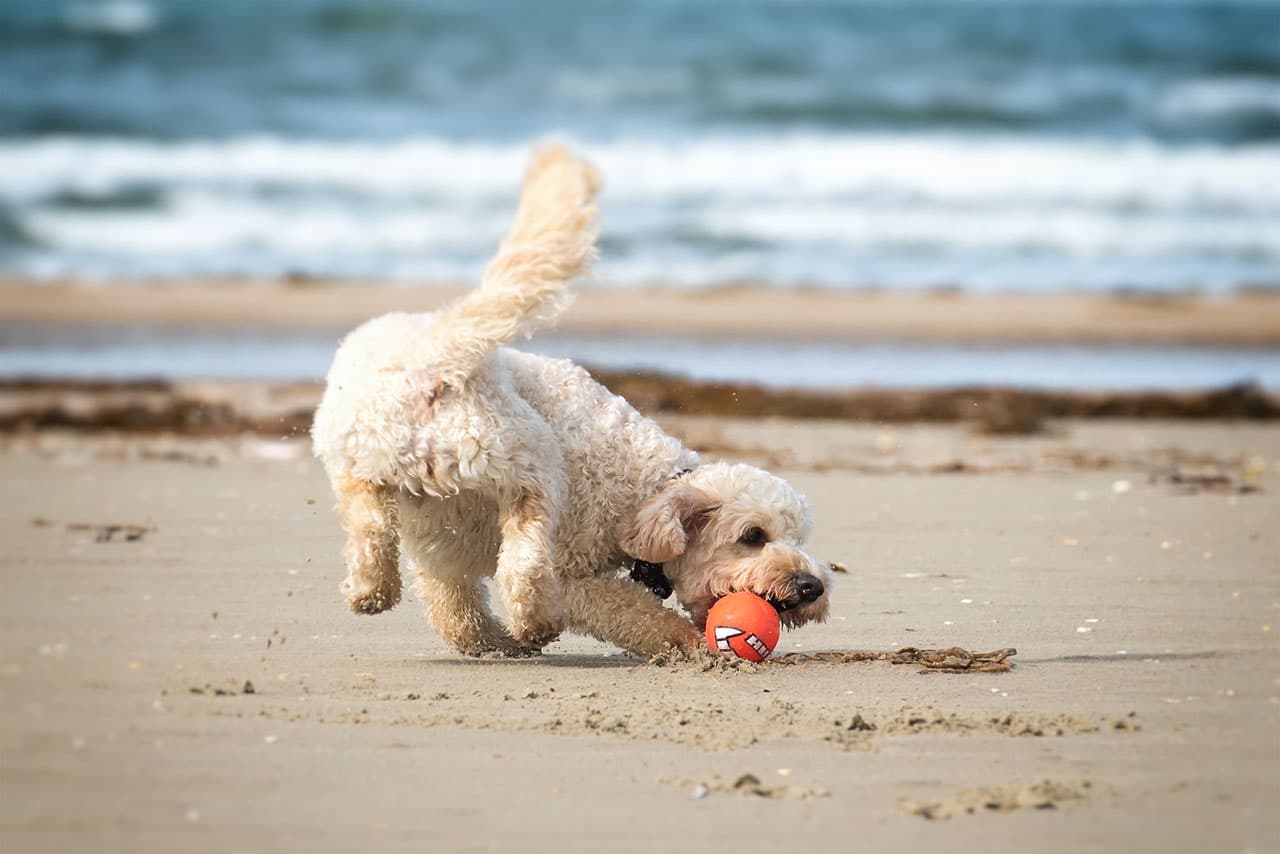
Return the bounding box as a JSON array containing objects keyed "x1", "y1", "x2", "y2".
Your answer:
[
  {"x1": 504, "y1": 595, "x2": 566, "y2": 649},
  {"x1": 475, "y1": 643, "x2": 543, "y2": 660},
  {"x1": 507, "y1": 614, "x2": 563, "y2": 649},
  {"x1": 648, "y1": 633, "x2": 710, "y2": 666},
  {"x1": 509, "y1": 627, "x2": 563, "y2": 650},
  {"x1": 451, "y1": 633, "x2": 543, "y2": 659},
  {"x1": 341, "y1": 575, "x2": 401, "y2": 615}
]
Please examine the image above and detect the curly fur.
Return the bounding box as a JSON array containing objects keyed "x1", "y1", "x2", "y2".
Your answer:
[{"x1": 312, "y1": 145, "x2": 833, "y2": 659}]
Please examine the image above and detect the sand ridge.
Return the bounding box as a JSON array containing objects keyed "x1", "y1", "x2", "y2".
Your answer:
[
  {"x1": 899, "y1": 779, "x2": 1100, "y2": 820},
  {"x1": 4, "y1": 280, "x2": 1280, "y2": 345},
  {"x1": 180, "y1": 672, "x2": 1127, "y2": 753}
]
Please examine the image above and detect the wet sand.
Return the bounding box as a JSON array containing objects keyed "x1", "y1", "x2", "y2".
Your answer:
[
  {"x1": 4, "y1": 280, "x2": 1280, "y2": 345},
  {"x1": 1, "y1": 418, "x2": 1277, "y2": 853}
]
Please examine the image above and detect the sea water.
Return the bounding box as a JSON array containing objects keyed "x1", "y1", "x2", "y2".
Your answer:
[{"x1": 0, "y1": 0, "x2": 1277, "y2": 292}]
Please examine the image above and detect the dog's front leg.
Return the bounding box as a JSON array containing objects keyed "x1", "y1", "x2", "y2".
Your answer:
[
  {"x1": 494, "y1": 486, "x2": 565, "y2": 649},
  {"x1": 563, "y1": 575, "x2": 703, "y2": 660}
]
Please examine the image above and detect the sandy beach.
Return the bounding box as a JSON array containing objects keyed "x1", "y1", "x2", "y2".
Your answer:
[
  {"x1": 4, "y1": 281, "x2": 1280, "y2": 345},
  {"x1": 2, "y1": 415, "x2": 1277, "y2": 853}
]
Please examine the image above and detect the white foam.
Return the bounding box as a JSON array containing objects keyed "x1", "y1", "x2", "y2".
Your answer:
[
  {"x1": 701, "y1": 203, "x2": 1278, "y2": 257},
  {"x1": 2, "y1": 133, "x2": 1278, "y2": 287},
  {"x1": 0, "y1": 137, "x2": 529, "y2": 203},
  {"x1": 24, "y1": 191, "x2": 509, "y2": 255},
  {"x1": 64, "y1": 0, "x2": 158, "y2": 36},
  {"x1": 1158, "y1": 78, "x2": 1280, "y2": 120},
  {"x1": 3, "y1": 134, "x2": 1278, "y2": 210}
]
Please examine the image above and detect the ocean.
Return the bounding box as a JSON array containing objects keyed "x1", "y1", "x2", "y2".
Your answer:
[{"x1": 1, "y1": 0, "x2": 1278, "y2": 292}]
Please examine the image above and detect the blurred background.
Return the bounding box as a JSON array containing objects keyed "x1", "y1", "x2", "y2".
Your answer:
[{"x1": 1, "y1": 0, "x2": 1278, "y2": 390}]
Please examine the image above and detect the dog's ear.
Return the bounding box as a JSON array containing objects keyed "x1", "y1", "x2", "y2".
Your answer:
[{"x1": 618, "y1": 480, "x2": 718, "y2": 564}]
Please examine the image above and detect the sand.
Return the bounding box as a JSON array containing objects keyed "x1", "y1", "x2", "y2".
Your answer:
[
  {"x1": 1, "y1": 416, "x2": 1277, "y2": 853},
  {"x1": 4, "y1": 280, "x2": 1280, "y2": 345}
]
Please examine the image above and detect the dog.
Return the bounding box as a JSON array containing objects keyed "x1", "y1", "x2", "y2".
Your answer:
[{"x1": 312, "y1": 146, "x2": 833, "y2": 659}]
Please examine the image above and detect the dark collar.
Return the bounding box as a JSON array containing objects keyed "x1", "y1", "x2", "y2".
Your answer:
[
  {"x1": 630, "y1": 559, "x2": 673, "y2": 600},
  {"x1": 626, "y1": 466, "x2": 693, "y2": 601}
]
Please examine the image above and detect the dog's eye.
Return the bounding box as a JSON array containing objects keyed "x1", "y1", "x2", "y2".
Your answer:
[{"x1": 739, "y1": 527, "x2": 768, "y2": 547}]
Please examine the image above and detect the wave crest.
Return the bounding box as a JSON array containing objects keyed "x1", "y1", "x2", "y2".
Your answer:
[{"x1": 1, "y1": 134, "x2": 1277, "y2": 290}]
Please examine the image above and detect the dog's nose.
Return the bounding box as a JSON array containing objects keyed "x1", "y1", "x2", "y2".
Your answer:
[{"x1": 794, "y1": 572, "x2": 824, "y2": 602}]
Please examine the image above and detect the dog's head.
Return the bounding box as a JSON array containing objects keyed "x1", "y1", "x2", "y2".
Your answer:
[{"x1": 618, "y1": 462, "x2": 832, "y2": 630}]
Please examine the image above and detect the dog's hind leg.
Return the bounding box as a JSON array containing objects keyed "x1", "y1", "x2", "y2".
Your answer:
[
  {"x1": 334, "y1": 476, "x2": 402, "y2": 614},
  {"x1": 562, "y1": 576, "x2": 702, "y2": 660}
]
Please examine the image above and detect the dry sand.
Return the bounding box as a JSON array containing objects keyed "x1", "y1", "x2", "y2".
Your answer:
[
  {"x1": 4, "y1": 280, "x2": 1280, "y2": 345},
  {"x1": 1, "y1": 417, "x2": 1278, "y2": 853}
]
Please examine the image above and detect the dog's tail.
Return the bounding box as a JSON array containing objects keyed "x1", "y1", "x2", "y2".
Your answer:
[{"x1": 425, "y1": 145, "x2": 601, "y2": 391}]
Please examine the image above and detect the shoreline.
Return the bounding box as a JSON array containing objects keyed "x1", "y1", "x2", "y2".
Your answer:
[{"x1": 3, "y1": 280, "x2": 1279, "y2": 346}]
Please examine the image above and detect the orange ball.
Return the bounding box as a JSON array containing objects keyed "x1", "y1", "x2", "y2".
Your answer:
[{"x1": 705, "y1": 591, "x2": 781, "y2": 662}]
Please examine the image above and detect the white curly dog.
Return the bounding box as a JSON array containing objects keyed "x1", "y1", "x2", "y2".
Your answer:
[{"x1": 312, "y1": 146, "x2": 832, "y2": 659}]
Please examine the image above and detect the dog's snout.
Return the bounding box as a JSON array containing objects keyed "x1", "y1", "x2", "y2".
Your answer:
[{"x1": 794, "y1": 572, "x2": 824, "y2": 602}]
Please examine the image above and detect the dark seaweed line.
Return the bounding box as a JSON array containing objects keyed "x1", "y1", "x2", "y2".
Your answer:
[{"x1": 1, "y1": 371, "x2": 1276, "y2": 436}]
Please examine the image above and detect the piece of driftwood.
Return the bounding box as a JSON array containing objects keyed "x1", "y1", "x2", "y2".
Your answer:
[{"x1": 771, "y1": 646, "x2": 1017, "y2": 673}]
